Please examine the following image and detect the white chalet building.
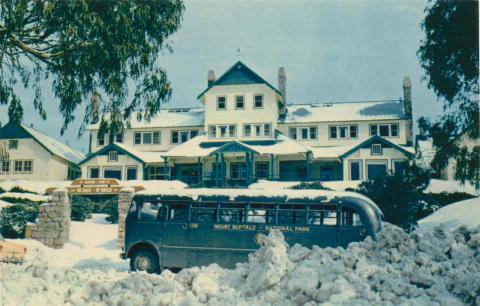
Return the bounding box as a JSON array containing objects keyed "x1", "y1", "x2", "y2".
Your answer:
[
  {"x1": 81, "y1": 61, "x2": 415, "y2": 186},
  {"x1": 0, "y1": 122, "x2": 84, "y2": 181}
]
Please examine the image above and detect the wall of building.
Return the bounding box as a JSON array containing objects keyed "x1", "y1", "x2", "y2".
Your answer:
[
  {"x1": 0, "y1": 138, "x2": 69, "y2": 181},
  {"x1": 80, "y1": 154, "x2": 144, "y2": 180}
]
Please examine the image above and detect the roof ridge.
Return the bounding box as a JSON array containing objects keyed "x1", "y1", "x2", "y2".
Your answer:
[{"x1": 287, "y1": 99, "x2": 402, "y2": 106}]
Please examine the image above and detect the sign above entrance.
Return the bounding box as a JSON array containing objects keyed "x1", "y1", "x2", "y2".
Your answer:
[{"x1": 47, "y1": 178, "x2": 145, "y2": 195}]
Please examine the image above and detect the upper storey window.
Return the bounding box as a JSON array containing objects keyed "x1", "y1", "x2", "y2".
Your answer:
[
  {"x1": 329, "y1": 125, "x2": 358, "y2": 139},
  {"x1": 8, "y1": 139, "x2": 18, "y2": 149},
  {"x1": 370, "y1": 123, "x2": 399, "y2": 137},
  {"x1": 235, "y1": 95, "x2": 245, "y2": 109},
  {"x1": 217, "y1": 96, "x2": 227, "y2": 110},
  {"x1": 134, "y1": 131, "x2": 160, "y2": 145},
  {"x1": 171, "y1": 130, "x2": 198, "y2": 144},
  {"x1": 209, "y1": 125, "x2": 236, "y2": 139},
  {"x1": 244, "y1": 123, "x2": 272, "y2": 137},
  {"x1": 97, "y1": 134, "x2": 105, "y2": 146},
  {"x1": 289, "y1": 127, "x2": 317, "y2": 140},
  {"x1": 254, "y1": 94, "x2": 263, "y2": 108}
]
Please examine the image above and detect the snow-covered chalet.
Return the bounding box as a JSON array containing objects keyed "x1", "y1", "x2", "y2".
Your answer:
[{"x1": 81, "y1": 61, "x2": 415, "y2": 186}]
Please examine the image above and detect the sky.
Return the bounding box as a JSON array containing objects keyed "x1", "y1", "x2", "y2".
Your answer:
[{"x1": 0, "y1": 0, "x2": 443, "y2": 153}]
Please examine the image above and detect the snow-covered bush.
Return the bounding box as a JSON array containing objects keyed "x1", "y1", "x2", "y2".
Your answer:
[
  {"x1": 289, "y1": 182, "x2": 331, "y2": 190},
  {"x1": 70, "y1": 197, "x2": 94, "y2": 221},
  {"x1": 0, "y1": 203, "x2": 39, "y2": 238},
  {"x1": 71, "y1": 195, "x2": 118, "y2": 223},
  {"x1": 9, "y1": 186, "x2": 39, "y2": 194},
  {"x1": 103, "y1": 198, "x2": 119, "y2": 224}
]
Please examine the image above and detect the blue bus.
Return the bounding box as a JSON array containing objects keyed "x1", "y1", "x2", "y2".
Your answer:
[{"x1": 121, "y1": 189, "x2": 382, "y2": 273}]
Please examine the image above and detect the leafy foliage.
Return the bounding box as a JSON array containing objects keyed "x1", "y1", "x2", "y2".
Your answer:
[
  {"x1": 0, "y1": 0, "x2": 184, "y2": 135},
  {"x1": 0, "y1": 203, "x2": 39, "y2": 238},
  {"x1": 70, "y1": 196, "x2": 94, "y2": 221},
  {"x1": 352, "y1": 164, "x2": 431, "y2": 232},
  {"x1": 9, "y1": 186, "x2": 38, "y2": 194},
  {"x1": 289, "y1": 182, "x2": 331, "y2": 190},
  {"x1": 417, "y1": 0, "x2": 479, "y2": 188}
]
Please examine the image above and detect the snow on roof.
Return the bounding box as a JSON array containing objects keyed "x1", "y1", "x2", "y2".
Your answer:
[
  {"x1": 281, "y1": 100, "x2": 407, "y2": 124},
  {"x1": 425, "y1": 179, "x2": 479, "y2": 196},
  {"x1": 0, "y1": 180, "x2": 72, "y2": 195},
  {"x1": 248, "y1": 133, "x2": 309, "y2": 155},
  {"x1": 120, "y1": 180, "x2": 188, "y2": 190},
  {"x1": 164, "y1": 134, "x2": 215, "y2": 157},
  {"x1": 310, "y1": 145, "x2": 353, "y2": 159},
  {"x1": 249, "y1": 179, "x2": 362, "y2": 191},
  {"x1": 86, "y1": 108, "x2": 204, "y2": 130},
  {"x1": 21, "y1": 124, "x2": 85, "y2": 164},
  {"x1": 417, "y1": 197, "x2": 480, "y2": 232},
  {"x1": 0, "y1": 192, "x2": 51, "y2": 202},
  {"x1": 113, "y1": 142, "x2": 165, "y2": 163},
  {"x1": 416, "y1": 139, "x2": 435, "y2": 168}
]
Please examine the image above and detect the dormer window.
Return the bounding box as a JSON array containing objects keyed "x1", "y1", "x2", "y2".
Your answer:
[
  {"x1": 8, "y1": 140, "x2": 18, "y2": 149},
  {"x1": 217, "y1": 96, "x2": 226, "y2": 110},
  {"x1": 108, "y1": 151, "x2": 118, "y2": 161},
  {"x1": 97, "y1": 134, "x2": 105, "y2": 146},
  {"x1": 235, "y1": 95, "x2": 245, "y2": 109},
  {"x1": 371, "y1": 144, "x2": 383, "y2": 156},
  {"x1": 254, "y1": 95, "x2": 263, "y2": 108},
  {"x1": 115, "y1": 133, "x2": 123, "y2": 143}
]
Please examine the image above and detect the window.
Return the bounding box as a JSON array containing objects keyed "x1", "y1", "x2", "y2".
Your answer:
[
  {"x1": 14, "y1": 161, "x2": 23, "y2": 173},
  {"x1": 301, "y1": 128, "x2": 309, "y2": 140},
  {"x1": 289, "y1": 127, "x2": 297, "y2": 139},
  {"x1": 209, "y1": 125, "x2": 217, "y2": 138},
  {"x1": 278, "y1": 205, "x2": 306, "y2": 225},
  {"x1": 209, "y1": 125, "x2": 237, "y2": 139},
  {"x1": 254, "y1": 95, "x2": 263, "y2": 108},
  {"x1": 255, "y1": 162, "x2": 269, "y2": 179},
  {"x1": 371, "y1": 144, "x2": 383, "y2": 155},
  {"x1": 309, "y1": 127, "x2": 317, "y2": 139},
  {"x1": 219, "y1": 126, "x2": 227, "y2": 138},
  {"x1": 152, "y1": 132, "x2": 160, "y2": 144},
  {"x1": 23, "y1": 160, "x2": 32, "y2": 173},
  {"x1": 97, "y1": 134, "x2": 105, "y2": 146},
  {"x1": 350, "y1": 126, "x2": 357, "y2": 138},
  {"x1": 244, "y1": 125, "x2": 251, "y2": 137},
  {"x1": 115, "y1": 133, "x2": 123, "y2": 143},
  {"x1": 329, "y1": 126, "x2": 337, "y2": 139},
  {"x1": 264, "y1": 124, "x2": 271, "y2": 136},
  {"x1": 191, "y1": 130, "x2": 198, "y2": 138},
  {"x1": 0, "y1": 161, "x2": 10, "y2": 173},
  {"x1": 229, "y1": 125, "x2": 236, "y2": 138},
  {"x1": 126, "y1": 166, "x2": 137, "y2": 180},
  {"x1": 341, "y1": 208, "x2": 363, "y2": 226},
  {"x1": 379, "y1": 125, "x2": 389, "y2": 136},
  {"x1": 180, "y1": 131, "x2": 189, "y2": 143},
  {"x1": 255, "y1": 124, "x2": 262, "y2": 136},
  {"x1": 143, "y1": 133, "x2": 152, "y2": 144},
  {"x1": 370, "y1": 123, "x2": 400, "y2": 137},
  {"x1": 134, "y1": 133, "x2": 142, "y2": 145},
  {"x1": 168, "y1": 203, "x2": 188, "y2": 222},
  {"x1": 230, "y1": 163, "x2": 247, "y2": 179},
  {"x1": 108, "y1": 151, "x2": 118, "y2": 161},
  {"x1": 217, "y1": 96, "x2": 226, "y2": 110},
  {"x1": 339, "y1": 126, "x2": 347, "y2": 138},
  {"x1": 104, "y1": 168, "x2": 122, "y2": 179},
  {"x1": 8, "y1": 140, "x2": 18, "y2": 149},
  {"x1": 370, "y1": 125, "x2": 378, "y2": 136},
  {"x1": 308, "y1": 205, "x2": 337, "y2": 225},
  {"x1": 171, "y1": 131, "x2": 180, "y2": 144},
  {"x1": 394, "y1": 160, "x2": 406, "y2": 174},
  {"x1": 147, "y1": 166, "x2": 164, "y2": 180},
  {"x1": 89, "y1": 167, "x2": 100, "y2": 178},
  {"x1": 235, "y1": 95, "x2": 245, "y2": 109},
  {"x1": 219, "y1": 206, "x2": 244, "y2": 223},
  {"x1": 350, "y1": 161, "x2": 361, "y2": 180},
  {"x1": 12, "y1": 160, "x2": 33, "y2": 173},
  {"x1": 139, "y1": 202, "x2": 161, "y2": 221},
  {"x1": 391, "y1": 124, "x2": 399, "y2": 137},
  {"x1": 191, "y1": 204, "x2": 216, "y2": 223},
  {"x1": 247, "y1": 204, "x2": 275, "y2": 224}
]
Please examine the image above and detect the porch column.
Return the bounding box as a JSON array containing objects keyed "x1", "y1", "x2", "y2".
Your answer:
[
  {"x1": 197, "y1": 157, "x2": 202, "y2": 185},
  {"x1": 270, "y1": 154, "x2": 275, "y2": 180},
  {"x1": 163, "y1": 157, "x2": 169, "y2": 180},
  {"x1": 251, "y1": 153, "x2": 256, "y2": 183},
  {"x1": 215, "y1": 153, "x2": 220, "y2": 187},
  {"x1": 306, "y1": 151, "x2": 312, "y2": 181},
  {"x1": 245, "y1": 152, "x2": 251, "y2": 185},
  {"x1": 220, "y1": 153, "x2": 226, "y2": 187}
]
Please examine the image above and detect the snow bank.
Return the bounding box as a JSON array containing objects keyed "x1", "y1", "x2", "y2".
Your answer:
[
  {"x1": 0, "y1": 199, "x2": 12, "y2": 210},
  {"x1": 425, "y1": 179, "x2": 479, "y2": 196},
  {"x1": 0, "y1": 180, "x2": 71, "y2": 195},
  {"x1": 2, "y1": 224, "x2": 479, "y2": 305},
  {"x1": 417, "y1": 197, "x2": 480, "y2": 232},
  {"x1": 121, "y1": 179, "x2": 188, "y2": 191},
  {"x1": 0, "y1": 192, "x2": 51, "y2": 202}
]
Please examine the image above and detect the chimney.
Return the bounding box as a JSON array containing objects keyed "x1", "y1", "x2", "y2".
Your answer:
[
  {"x1": 208, "y1": 70, "x2": 215, "y2": 87},
  {"x1": 278, "y1": 67, "x2": 286, "y2": 102},
  {"x1": 91, "y1": 92, "x2": 100, "y2": 124},
  {"x1": 403, "y1": 76, "x2": 412, "y2": 117}
]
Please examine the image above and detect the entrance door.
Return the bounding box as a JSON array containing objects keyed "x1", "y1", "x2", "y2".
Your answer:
[
  {"x1": 320, "y1": 166, "x2": 334, "y2": 181},
  {"x1": 350, "y1": 161, "x2": 361, "y2": 180},
  {"x1": 104, "y1": 168, "x2": 122, "y2": 180},
  {"x1": 367, "y1": 162, "x2": 387, "y2": 179}
]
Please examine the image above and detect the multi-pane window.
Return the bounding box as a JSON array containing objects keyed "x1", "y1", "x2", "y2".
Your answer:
[
  {"x1": 371, "y1": 143, "x2": 383, "y2": 155},
  {"x1": 209, "y1": 125, "x2": 217, "y2": 138},
  {"x1": 243, "y1": 123, "x2": 272, "y2": 137},
  {"x1": 108, "y1": 151, "x2": 118, "y2": 161},
  {"x1": 209, "y1": 125, "x2": 236, "y2": 139},
  {"x1": 147, "y1": 166, "x2": 165, "y2": 180},
  {"x1": 230, "y1": 163, "x2": 247, "y2": 179},
  {"x1": 14, "y1": 161, "x2": 23, "y2": 172},
  {"x1": 217, "y1": 96, "x2": 227, "y2": 110},
  {"x1": 370, "y1": 123, "x2": 400, "y2": 137},
  {"x1": 134, "y1": 131, "x2": 160, "y2": 145},
  {"x1": 255, "y1": 162, "x2": 269, "y2": 179},
  {"x1": 289, "y1": 126, "x2": 318, "y2": 140},
  {"x1": 235, "y1": 95, "x2": 245, "y2": 109},
  {"x1": 23, "y1": 160, "x2": 32, "y2": 172},
  {"x1": 97, "y1": 133, "x2": 105, "y2": 146},
  {"x1": 0, "y1": 160, "x2": 10, "y2": 173},
  {"x1": 8, "y1": 140, "x2": 18, "y2": 149},
  {"x1": 329, "y1": 125, "x2": 358, "y2": 139},
  {"x1": 219, "y1": 126, "x2": 227, "y2": 138},
  {"x1": 229, "y1": 125, "x2": 236, "y2": 138},
  {"x1": 254, "y1": 95, "x2": 263, "y2": 108},
  {"x1": 171, "y1": 130, "x2": 197, "y2": 144},
  {"x1": 115, "y1": 133, "x2": 123, "y2": 143},
  {"x1": 13, "y1": 160, "x2": 32, "y2": 173}
]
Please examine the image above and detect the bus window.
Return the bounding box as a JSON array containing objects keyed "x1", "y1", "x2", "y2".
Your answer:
[
  {"x1": 247, "y1": 204, "x2": 275, "y2": 224},
  {"x1": 341, "y1": 208, "x2": 363, "y2": 226},
  {"x1": 168, "y1": 203, "x2": 188, "y2": 222},
  {"x1": 139, "y1": 201, "x2": 162, "y2": 221},
  {"x1": 308, "y1": 205, "x2": 337, "y2": 226},
  {"x1": 277, "y1": 204, "x2": 306, "y2": 225},
  {"x1": 218, "y1": 205, "x2": 244, "y2": 223},
  {"x1": 191, "y1": 203, "x2": 216, "y2": 223}
]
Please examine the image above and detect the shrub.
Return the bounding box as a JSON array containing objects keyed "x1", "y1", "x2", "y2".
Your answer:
[
  {"x1": 9, "y1": 186, "x2": 38, "y2": 194},
  {"x1": 70, "y1": 196, "x2": 95, "y2": 221},
  {"x1": 289, "y1": 182, "x2": 331, "y2": 190},
  {"x1": 0, "y1": 197, "x2": 44, "y2": 204},
  {"x1": 71, "y1": 195, "x2": 118, "y2": 223},
  {"x1": 103, "y1": 198, "x2": 119, "y2": 224},
  {"x1": 352, "y1": 164, "x2": 431, "y2": 232},
  {"x1": 0, "y1": 187, "x2": 5, "y2": 194},
  {"x1": 0, "y1": 203, "x2": 39, "y2": 238}
]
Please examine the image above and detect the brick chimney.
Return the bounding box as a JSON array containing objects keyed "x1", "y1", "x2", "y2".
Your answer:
[
  {"x1": 91, "y1": 92, "x2": 100, "y2": 124},
  {"x1": 403, "y1": 76, "x2": 412, "y2": 117},
  {"x1": 208, "y1": 70, "x2": 215, "y2": 87},
  {"x1": 278, "y1": 67, "x2": 286, "y2": 102}
]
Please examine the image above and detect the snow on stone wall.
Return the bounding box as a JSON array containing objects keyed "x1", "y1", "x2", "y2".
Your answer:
[{"x1": 2, "y1": 223, "x2": 479, "y2": 305}]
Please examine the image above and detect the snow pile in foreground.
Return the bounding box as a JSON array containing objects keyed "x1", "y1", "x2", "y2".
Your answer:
[
  {"x1": 2, "y1": 224, "x2": 479, "y2": 306},
  {"x1": 417, "y1": 197, "x2": 480, "y2": 232}
]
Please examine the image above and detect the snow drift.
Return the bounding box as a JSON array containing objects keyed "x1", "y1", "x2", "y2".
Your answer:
[{"x1": 1, "y1": 224, "x2": 479, "y2": 306}]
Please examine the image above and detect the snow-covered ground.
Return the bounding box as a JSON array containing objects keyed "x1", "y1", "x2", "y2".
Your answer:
[
  {"x1": 1, "y1": 197, "x2": 480, "y2": 305},
  {"x1": 0, "y1": 192, "x2": 51, "y2": 202}
]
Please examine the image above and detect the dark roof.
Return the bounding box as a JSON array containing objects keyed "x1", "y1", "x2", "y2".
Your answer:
[
  {"x1": 80, "y1": 143, "x2": 145, "y2": 165},
  {"x1": 197, "y1": 61, "x2": 283, "y2": 99},
  {"x1": 339, "y1": 135, "x2": 415, "y2": 158}
]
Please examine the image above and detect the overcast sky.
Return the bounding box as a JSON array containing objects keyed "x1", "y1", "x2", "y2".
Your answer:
[{"x1": 0, "y1": 0, "x2": 443, "y2": 152}]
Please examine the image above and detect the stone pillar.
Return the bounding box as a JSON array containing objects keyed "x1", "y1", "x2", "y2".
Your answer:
[
  {"x1": 118, "y1": 187, "x2": 134, "y2": 250},
  {"x1": 28, "y1": 189, "x2": 71, "y2": 249}
]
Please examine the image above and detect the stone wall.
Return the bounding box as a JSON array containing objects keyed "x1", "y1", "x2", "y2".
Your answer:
[
  {"x1": 118, "y1": 188, "x2": 134, "y2": 250},
  {"x1": 27, "y1": 189, "x2": 71, "y2": 249}
]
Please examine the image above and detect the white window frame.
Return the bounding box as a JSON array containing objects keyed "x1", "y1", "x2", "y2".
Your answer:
[
  {"x1": 348, "y1": 160, "x2": 363, "y2": 180},
  {"x1": 89, "y1": 167, "x2": 100, "y2": 178},
  {"x1": 244, "y1": 124, "x2": 252, "y2": 137},
  {"x1": 8, "y1": 139, "x2": 18, "y2": 149},
  {"x1": 329, "y1": 125, "x2": 358, "y2": 139},
  {"x1": 253, "y1": 94, "x2": 264, "y2": 108},
  {"x1": 290, "y1": 126, "x2": 318, "y2": 140},
  {"x1": 371, "y1": 144, "x2": 383, "y2": 156},
  {"x1": 115, "y1": 133, "x2": 123, "y2": 143},
  {"x1": 13, "y1": 160, "x2": 23, "y2": 173},
  {"x1": 217, "y1": 96, "x2": 227, "y2": 110},
  {"x1": 126, "y1": 166, "x2": 138, "y2": 180},
  {"x1": 0, "y1": 160, "x2": 10, "y2": 173},
  {"x1": 108, "y1": 151, "x2": 119, "y2": 162},
  {"x1": 369, "y1": 123, "x2": 400, "y2": 137},
  {"x1": 97, "y1": 133, "x2": 106, "y2": 146},
  {"x1": 235, "y1": 95, "x2": 245, "y2": 109},
  {"x1": 289, "y1": 127, "x2": 297, "y2": 139}
]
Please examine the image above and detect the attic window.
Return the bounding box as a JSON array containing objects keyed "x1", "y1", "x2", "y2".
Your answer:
[
  {"x1": 8, "y1": 139, "x2": 18, "y2": 149},
  {"x1": 108, "y1": 151, "x2": 118, "y2": 162},
  {"x1": 371, "y1": 144, "x2": 382, "y2": 156}
]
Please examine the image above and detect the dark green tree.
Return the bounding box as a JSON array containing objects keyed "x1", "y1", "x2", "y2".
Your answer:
[
  {"x1": 0, "y1": 0, "x2": 184, "y2": 135},
  {"x1": 417, "y1": 0, "x2": 479, "y2": 188}
]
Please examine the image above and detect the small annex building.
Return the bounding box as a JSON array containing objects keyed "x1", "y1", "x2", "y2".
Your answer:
[{"x1": 0, "y1": 122, "x2": 85, "y2": 181}]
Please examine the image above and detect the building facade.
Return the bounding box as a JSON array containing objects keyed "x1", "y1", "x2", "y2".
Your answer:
[
  {"x1": 81, "y1": 61, "x2": 415, "y2": 186},
  {"x1": 0, "y1": 122, "x2": 84, "y2": 181}
]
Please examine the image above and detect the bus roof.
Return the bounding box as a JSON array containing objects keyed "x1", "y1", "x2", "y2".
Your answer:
[{"x1": 135, "y1": 188, "x2": 382, "y2": 215}]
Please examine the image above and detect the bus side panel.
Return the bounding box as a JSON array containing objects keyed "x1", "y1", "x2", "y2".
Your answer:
[
  {"x1": 161, "y1": 222, "x2": 188, "y2": 268},
  {"x1": 309, "y1": 226, "x2": 338, "y2": 248},
  {"x1": 187, "y1": 224, "x2": 219, "y2": 268},
  {"x1": 212, "y1": 226, "x2": 252, "y2": 269},
  {"x1": 338, "y1": 226, "x2": 366, "y2": 248}
]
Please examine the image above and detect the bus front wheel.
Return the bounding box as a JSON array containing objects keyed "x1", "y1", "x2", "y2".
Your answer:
[{"x1": 130, "y1": 249, "x2": 160, "y2": 274}]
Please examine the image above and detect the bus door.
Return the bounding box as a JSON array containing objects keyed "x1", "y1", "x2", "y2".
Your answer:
[
  {"x1": 337, "y1": 206, "x2": 366, "y2": 247},
  {"x1": 187, "y1": 202, "x2": 218, "y2": 267},
  {"x1": 136, "y1": 200, "x2": 164, "y2": 244},
  {"x1": 307, "y1": 204, "x2": 339, "y2": 248},
  {"x1": 161, "y1": 201, "x2": 189, "y2": 268}
]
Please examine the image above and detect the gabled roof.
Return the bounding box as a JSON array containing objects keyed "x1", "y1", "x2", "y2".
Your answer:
[
  {"x1": 209, "y1": 141, "x2": 259, "y2": 155},
  {"x1": 0, "y1": 122, "x2": 85, "y2": 164},
  {"x1": 339, "y1": 135, "x2": 415, "y2": 159},
  {"x1": 80, "y1": 142, "x2": 164, "y2": 165},
  {"x1": 197, "y1": 61, "x2": 283, "y2": 100}
]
